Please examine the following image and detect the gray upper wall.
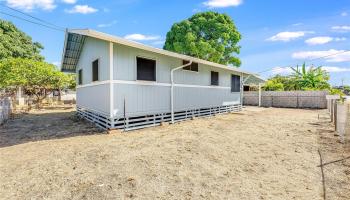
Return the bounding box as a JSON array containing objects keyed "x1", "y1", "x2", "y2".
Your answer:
[{"x1": 76, "y1": 37, "x2": 242, "y2": 87}]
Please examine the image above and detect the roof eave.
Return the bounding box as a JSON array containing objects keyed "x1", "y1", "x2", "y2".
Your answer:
[{"x1": 66, "y1": 29, "x2": 256, "y2": 76}]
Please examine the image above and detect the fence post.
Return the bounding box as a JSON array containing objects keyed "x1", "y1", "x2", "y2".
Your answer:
[{"x1": 334, "y1": 101, "x2": 338, "y2": 131}]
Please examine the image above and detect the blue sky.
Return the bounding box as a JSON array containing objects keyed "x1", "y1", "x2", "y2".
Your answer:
[{"x1": 1, "y1": 0, "x2": 350, "y2": 85}]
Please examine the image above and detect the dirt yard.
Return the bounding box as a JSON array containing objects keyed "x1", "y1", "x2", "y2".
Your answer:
[{"x1": 0, "y1": 107, "x2": 349, "y2": 200}]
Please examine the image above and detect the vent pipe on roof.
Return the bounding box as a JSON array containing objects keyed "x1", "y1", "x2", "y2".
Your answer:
[{"x1": 170, "y1": 60, "x2": 193, "y2": 124}]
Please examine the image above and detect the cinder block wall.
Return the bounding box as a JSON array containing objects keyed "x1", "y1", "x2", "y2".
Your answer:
[{"x1": 243, "y1": 91, "x2": 328, "y2": 109}]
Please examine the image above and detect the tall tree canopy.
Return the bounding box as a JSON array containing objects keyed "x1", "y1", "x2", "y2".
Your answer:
[
  {"x1": 0, "y1": 20, "x2": 44, "y2": 60},
  {"x1": 164, "y1": 12, "x2": 242, "y2": 66}
]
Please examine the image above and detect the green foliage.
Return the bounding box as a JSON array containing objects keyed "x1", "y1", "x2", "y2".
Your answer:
[
  {"x1": 0, "y1": 58, "x2": 74, "y2": 106},
  {"x1": 263, "y1": 79, "x2": 284, "y2": 91},
  {"x1": 290, "y1": 63, "x2": 330, "y2": 90},
  {"x1": 329, "y1": 88, "x2": 345, "y2": 98},
  {"x1": 164, "y1": 11, "x2": 241, "y2": 66},
  {"x1": 0, "y1": 20, "x2": 43, "y2": 60},
  {"x1": 343, "y1": 86, "x2": 350, "y2": 95},
  {"x1": 264, "y1": 64, "x2": 331, "y2": 91}
]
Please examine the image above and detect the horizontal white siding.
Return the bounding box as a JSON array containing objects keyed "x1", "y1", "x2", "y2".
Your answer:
[
  {"x1": 77, "y1": 84, "x2": 110, "y2": 115},
  {"x1": 113, "y1": 83, "x2": 240, "y2": 118}
]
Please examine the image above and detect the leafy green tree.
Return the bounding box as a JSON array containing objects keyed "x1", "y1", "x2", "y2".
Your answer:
[
  {"x1": 164, "y1": 11, "x2": 241, "y2": 66},
  {"x1": 263, "y1": 79, "x2": 285, "y2": 91},
  {"x1": 0, "y1": 20, "x2": 43, "y2": 60},
  {"x1": 290, "y1": 63, "x2": 330, "y2": 90},
  {"x1": 0, "y1": 58, "x2": 73, "y2": 107}
]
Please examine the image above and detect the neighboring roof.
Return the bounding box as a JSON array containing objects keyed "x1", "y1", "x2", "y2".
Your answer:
[
  {"x1": 61, "y1": 29, "x2": 259, "y2": 77},
  {"x1": 243, "y1": 74, "x2": 266, "y2": 86}
]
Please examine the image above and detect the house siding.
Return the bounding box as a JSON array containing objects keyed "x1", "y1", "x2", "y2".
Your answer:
[
  {"x1": 76, "y1": 37, "x2": 110, "y2": 84},
  {"x1": 76, "y1": 37, "x2": 242, "y2": 118}
]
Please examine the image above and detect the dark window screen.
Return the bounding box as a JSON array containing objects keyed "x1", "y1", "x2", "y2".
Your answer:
[
  {"x1": 78, "y1": 69, "x2": 83, "y2": 85},
  {"x1": 182, "y1": 60, "x2": 199, "y2": 72},
  {"x1": 231, "y1": 75, "x2": 241, "y2": 92},
  {"x1": 92, "y1": 59, "x2": 99, "y2": 81},
  {"x1": 137, "y1": 57, "x2": 156, "y2": 81},
  {"x1": 211, "y1": 71, "x2": 219, "y2": 86}
]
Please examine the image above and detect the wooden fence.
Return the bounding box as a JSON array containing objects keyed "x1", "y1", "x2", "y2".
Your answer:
[{"x1": 0, "y1": 97, "x2": 12, "y2": 125}]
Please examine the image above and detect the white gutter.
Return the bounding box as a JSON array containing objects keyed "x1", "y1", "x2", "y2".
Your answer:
[{"x1": 171, "y1": 61, "x2": 193, "y2": 123}]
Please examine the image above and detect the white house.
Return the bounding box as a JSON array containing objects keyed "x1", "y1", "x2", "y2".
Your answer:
[{"x1": 61, "y1": 29, "x2": 263, "y2": 130}]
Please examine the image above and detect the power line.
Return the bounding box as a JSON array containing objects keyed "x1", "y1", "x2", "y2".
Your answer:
[
  {"x1": 0, "y1": 3, "x2": 64, "y2": 30},
  {"x1": 258, "y1": 49, "x2": 350, "y2": 74},
  {"x1": 0, "y1": 11, "x2": 64, "y2": 32}
]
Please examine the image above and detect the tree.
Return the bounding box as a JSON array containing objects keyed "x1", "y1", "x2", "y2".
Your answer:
[
  {"x1": 290, "y1": 63, "x2": 330, "y2": 90},
  {"x1": 0, "y1": 20, "x2": 44, "y2": 60},
  {"x1": 264, "y1": 64, "x2": 331, "y2": 91},
  {"x1": 164, "y1": 11, "x2": 241, "y2": 66},
  {"x1": 0, "y1": 58, "x2": 74, "y2": 107},
  {"x1": 263, "y1": 79, "x2": 284, "y2": 91},
  {"x1": 343, "y1": 86, "x2": 350, "y2": 95}
]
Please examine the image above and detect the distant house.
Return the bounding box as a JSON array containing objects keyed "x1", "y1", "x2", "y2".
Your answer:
[{"x1": 61, "y1": 29, "x2": 263, "y2": 130}]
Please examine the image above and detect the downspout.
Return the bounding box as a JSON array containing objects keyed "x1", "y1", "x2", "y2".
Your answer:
[{"x1": 171, "y1": 61, "x2": 193, "y2": 124}]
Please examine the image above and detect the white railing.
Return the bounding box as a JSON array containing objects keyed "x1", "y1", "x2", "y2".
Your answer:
[{"x1": 0, "y1": 97, "x2": 12, "y2": 125}]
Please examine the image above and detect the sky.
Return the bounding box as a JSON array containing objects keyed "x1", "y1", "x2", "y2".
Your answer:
[{"x1": 1, "y1": 0, "x2": 350, "y2": 86}]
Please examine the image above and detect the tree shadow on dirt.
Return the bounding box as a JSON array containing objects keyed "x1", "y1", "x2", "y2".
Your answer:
[{"x1": 0, "y1": 110, "x2": 105, "y2": 148}]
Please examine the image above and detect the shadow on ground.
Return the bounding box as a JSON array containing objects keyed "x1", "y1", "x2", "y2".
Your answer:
[{"x1": 0, "y1": 108, "x2": 105, "y2": 148}]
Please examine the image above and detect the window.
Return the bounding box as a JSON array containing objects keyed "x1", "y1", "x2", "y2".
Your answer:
[
  {"x1": 231, "y1": 74, "x2": 241, "y2": 92},
  {"x1": 211, "y1": 71, "x2": 219, "y2": 86},
  {"x1": 92, "y1": 59, "x2": 99, "y2": 82},
  {"x1": 78, "y1": 69, "x2": 83, "y2": 85},
  {"x1": 182, "y1": 60, "x2": 198, "y2": 72},
  {"x1": 137, "y1": 57, "x2": 156, "y2": 81}
]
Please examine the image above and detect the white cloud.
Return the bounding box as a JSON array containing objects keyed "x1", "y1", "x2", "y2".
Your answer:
[
  {"x1": 322, "y1": 66, "x2": 350, "y2": 72},
  {"x1": 97, "y1": 20, "x2": 117, "y2": 28},
  {"x1": 6, "y1": 0, "x2": 56, "y2": 11},
  {"x1": 292, "y1": 49, "x2": 350, "y2": 63},
  {"x1": 341, "y1": 12, "x2": 348, "y2": 17},
  {"x1": 305, "y1": 36, "x2": 346, "y2": 45},
  {"x1": 151, "y1": 40, "x2": 165, "y2": 46},
  {"x1": 292, "y1": 23, "x2": 303, "y2": 26},
  {"x1": 65, "y1": 5, "x2": 98, "y2": 14},
  {"x1": 271, "y1": 67, "x2": 293, "y2": 75},
  {"x1": 332, "y1": 26, "x2": 350, "y2": 33},
  {"x1": 124, "y1": 34, "x2": 161, "y2": 41},
  {"x1": 267, "y1": 31, "x2": 313, "y2": 42},
  {"x1": 203, "y1": 0, "x2": 242, "y2": 8},
  {"x1": 62, "y1": 0, "x2": 76, "y2": 4}
]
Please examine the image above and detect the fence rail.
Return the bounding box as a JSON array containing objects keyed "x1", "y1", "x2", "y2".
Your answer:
[{"x1": 0, "y1": 97, "x2": 12, "y2": 125}]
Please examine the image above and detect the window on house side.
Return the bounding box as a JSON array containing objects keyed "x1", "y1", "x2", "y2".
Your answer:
[
  {"x1": 231, "y1": 74, "x2": 241, "y2": 92},
  {"x1": 137, "y1": 57, "x2": 156, "y2": 81},
  {"x1": 211, "y1": 71, "x2": 219, "y2": 86},
  {"x1": 92, "y1": 59, "x2": 99, "y2": 82},
  {"x1": 182, "y1": 60, "x2": 199, "y2": 72}
]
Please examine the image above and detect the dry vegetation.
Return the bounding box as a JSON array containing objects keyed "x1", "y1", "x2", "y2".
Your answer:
[{"x1": 0, "y1": 107, "x2": 349, "y2": 199}]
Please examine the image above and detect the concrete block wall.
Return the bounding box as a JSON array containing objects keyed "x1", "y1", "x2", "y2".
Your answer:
[{"x1": 243, "y1": 91, "x2": 328, "y2": 109}]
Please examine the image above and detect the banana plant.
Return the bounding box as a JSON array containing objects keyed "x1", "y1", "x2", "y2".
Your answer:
[{"x1": 290, "y1": 63, "x2": 330, "y2": 90}]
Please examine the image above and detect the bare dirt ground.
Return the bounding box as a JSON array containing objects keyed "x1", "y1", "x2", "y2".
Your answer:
[{"x1": 0, "y1": 107, "x2": 349, "y2": 200}]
